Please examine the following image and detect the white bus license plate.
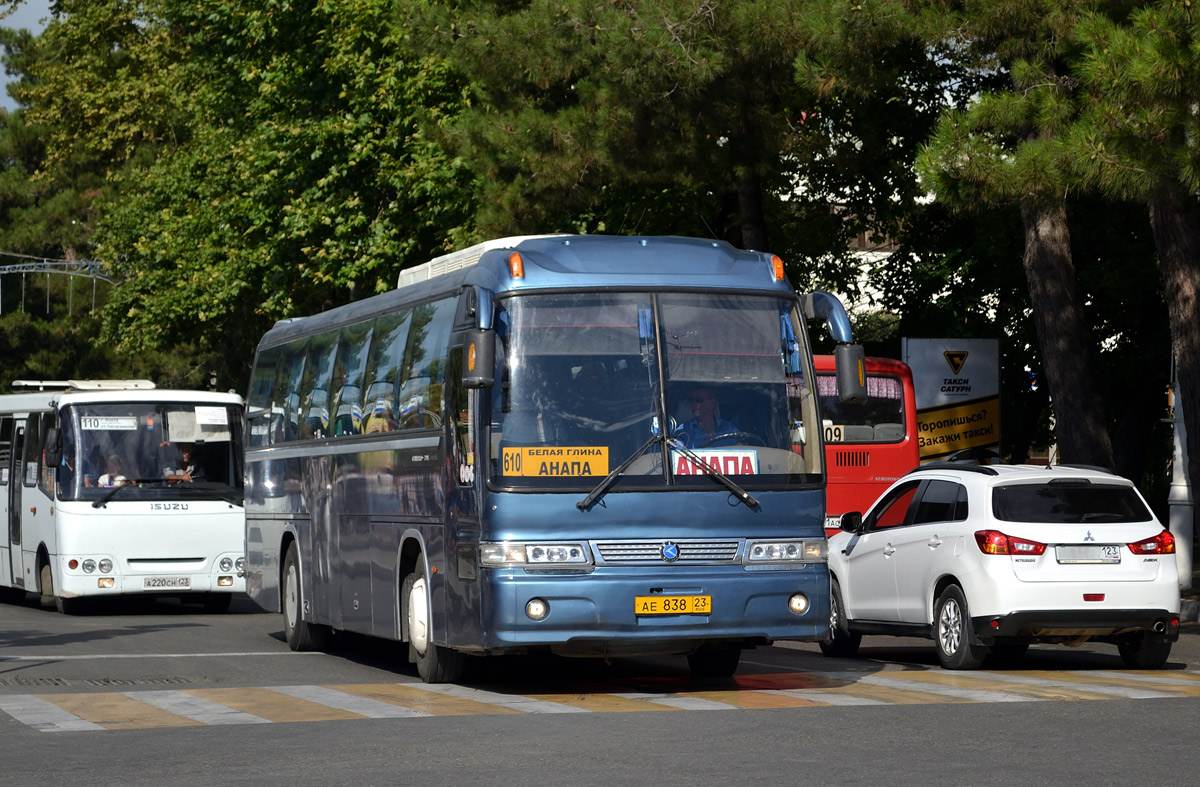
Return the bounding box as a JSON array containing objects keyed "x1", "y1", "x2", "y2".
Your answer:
[
  {"x1": 143, "y1": 576, "x2": 191, "y2": 589},
  {"x1": 1056, "y1": 545, "x2": 1121, "y2": 564}
]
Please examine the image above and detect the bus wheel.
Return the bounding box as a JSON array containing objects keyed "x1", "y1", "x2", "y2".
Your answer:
[
  {"x1": 282, "y1": 542, "x2": 330, "y2": 651},
  {"x1": 38, "y1": 564, "x2": 57, "y2": 610},
  {"x1": 403, "y1": 560, "x2": 465, "y2": 683},
  {"x1": 687, "y1": 645, "x2": 741, "y2": 678}
]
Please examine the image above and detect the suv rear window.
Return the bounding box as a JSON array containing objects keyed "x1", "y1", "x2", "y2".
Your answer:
[{"x1": 992, "y1": 482, "x2": 1153, "y2": 524}]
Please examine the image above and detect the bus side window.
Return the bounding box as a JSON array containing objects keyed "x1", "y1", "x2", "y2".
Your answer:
[
  {"x1": 272, "y1": 339, "x2": 309, "y2": 443},
  {"x1": 247, "y1": 345, "x2": 281, "y2": 448},
  {"x1": 0, "y1": 415, "x2": 11, "y2": 485},
  {"x1": 331, "y1": 321, "x2": 373, "y2": 437},
  {"x1": 24, "y1": 414, "x2": 42, "y2": 488},
  {"x1": 397, "y1": 297, "x2": 456, "y2": 431},
  {"x1": 297, "y1": 330, "x2": 339, "y2": 440},
  {"x1": 363, "y1": 309, "x2": 413, "y2": 433},
  {"x1": 446, "y1": 347, "x2": 473, "y2": 486},
  {"x1": 38, "y1": 414, "x2": 57, "y2": 497}
]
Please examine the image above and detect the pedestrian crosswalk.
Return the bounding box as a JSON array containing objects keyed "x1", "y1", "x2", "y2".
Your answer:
[{"x1": 2, "y1": 668, "x2": 1199, "y2": 733}]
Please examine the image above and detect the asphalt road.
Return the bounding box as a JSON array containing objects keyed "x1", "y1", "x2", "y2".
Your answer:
[{"x1": 2, "y1": 593, "x2": 1199, "y2": 786}]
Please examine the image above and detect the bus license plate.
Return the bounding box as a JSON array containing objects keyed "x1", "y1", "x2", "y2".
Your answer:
[
  {"x1": 634, "y1": 595, "x2": 711, "y2": 615},
  {"x1": 143, "y1": 576, "x2": 191, "y2": 589}
]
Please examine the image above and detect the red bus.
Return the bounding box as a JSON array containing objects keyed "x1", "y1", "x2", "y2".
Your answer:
[{"x1": 814, "y1": 355, "x2": 919, "y2": 534}]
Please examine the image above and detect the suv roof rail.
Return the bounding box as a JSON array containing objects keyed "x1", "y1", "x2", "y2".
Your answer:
[
  {"x1": 908, "y1": 461, "x2": 999, "y2": 476},
  {"x1": 1051, "y1": 463, "x2": 1116, "y2": 475}
]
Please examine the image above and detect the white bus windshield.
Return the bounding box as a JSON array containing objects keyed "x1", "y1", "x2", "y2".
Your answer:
[
  {"x1": 58, "y1": 403, "x2": 244, "y2": 502},
  {"x1": 488, "y1": 291, "x2": 822, "y2": 490}
]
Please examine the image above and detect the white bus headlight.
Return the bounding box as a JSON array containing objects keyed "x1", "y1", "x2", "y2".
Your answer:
[
  {"x1": 480, "y1": 542, "x2": 592, "y2": 567},
  {"x1": 219, "y1": 557, "x2": 234, "y2": 572},
  {"x1": 745, "y1": 539, "x2": 827, "y2": 564},
  {"x1": 82, "y1": 559, "x2": 96, "y2": 573},
  {"x1": 236, "y1": 557, "x2": 246, "y2": 572},
  {"x1": 99, "y1": 559, "x2": 113, "y2": 573}
]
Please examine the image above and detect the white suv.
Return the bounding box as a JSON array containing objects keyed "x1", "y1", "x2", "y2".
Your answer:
[{"x1": 823, "y1": 463, "x2": 1182, "y2": 669}]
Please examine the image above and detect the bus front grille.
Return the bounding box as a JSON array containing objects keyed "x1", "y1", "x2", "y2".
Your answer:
[{"x1": 592, "y1": 539, "x2": 741, "y2": 565}]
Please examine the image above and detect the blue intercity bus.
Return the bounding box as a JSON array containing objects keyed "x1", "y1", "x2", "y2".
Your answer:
[{"x1": 244, "y1": 235, "x2": 865, "y2": 682}]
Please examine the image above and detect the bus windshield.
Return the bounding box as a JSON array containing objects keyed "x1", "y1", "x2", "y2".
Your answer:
[
  {"x1": 488, "y1": 291, "x2": 822, "y2": 490},
  {"x1": 58, "y1": 402, "x2": 244, "y2": 502}
]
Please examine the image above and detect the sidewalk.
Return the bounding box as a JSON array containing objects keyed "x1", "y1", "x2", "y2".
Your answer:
[{"x1": 1181, "y1": 563, "x2": 1200, "y2": 624}]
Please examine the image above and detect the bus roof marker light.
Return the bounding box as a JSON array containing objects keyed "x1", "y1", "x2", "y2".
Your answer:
[
  {"x1": 508, "y1": 252, "x2": 525, "y2": 278},
  {"x1": 771, "y1": 255, "x2": 785, "y2": 281}
]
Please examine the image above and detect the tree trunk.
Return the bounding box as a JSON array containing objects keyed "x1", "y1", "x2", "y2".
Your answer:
[
  {"x1": 1149, "y1": 182, "x2": 1200, "y2": 515},
  {"x1": 1019, "y1": 201, "x2": 1115, "y2": 468},
  {"x1": 736, "y1": 170, "x2": 769, "y2": 252}
]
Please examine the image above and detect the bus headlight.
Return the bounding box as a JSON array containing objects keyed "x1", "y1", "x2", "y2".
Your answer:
[
  {"x1": 82, "y1": 559, "x2": 96, "y2": 573},
  {"x1": 99, "y1": 559, "x2": 113, "y2": 573},
  {"x1": 219, "y1": 557, "x2": 234, "y2": 572},
  {"x1": 745, "y1": 539, "x2": 827, "y2": 564},
  {"x1": 480, "y1": 542, "x2": 592, "y2": 567},
  {"x1": 236, "y1": 557, "x2": 246, "y2": 572}
]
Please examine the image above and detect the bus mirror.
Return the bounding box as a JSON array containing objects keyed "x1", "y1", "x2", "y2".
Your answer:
[
  {"x1": 463, "y1": 329, "x2": 495, "y2": 389},
  {"x1": 44, "y1": 427, "x2": 63, "y2": 468},
  {"x1": 840, "y1": 511, "x2": 863, "y2": 533},
  {"x1": 834, "y1": 343, "x2": 867, "y2": 404}
]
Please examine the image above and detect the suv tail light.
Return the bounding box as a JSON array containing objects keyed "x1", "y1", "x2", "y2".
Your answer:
[
  {"x1": 1128, "y1": 530, "x2": 1176, "y2": 555},
  {"x1": 974, "y1": 530, "x2": 1047, "y2": 556}
]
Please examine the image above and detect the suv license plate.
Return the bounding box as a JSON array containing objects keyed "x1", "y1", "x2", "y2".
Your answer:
[
  {"x1": 634, "y1": 595, "x2": 711, "y2": 615},
  {"x1": 1056, "y1": 545, "x2": 1121, "y2": 564},
  {"x1": 143, "y1": 576, "x2": 191, "y2": 589}
]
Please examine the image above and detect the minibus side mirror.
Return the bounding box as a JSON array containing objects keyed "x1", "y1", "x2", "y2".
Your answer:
[{"x1": 835, "y1": 343, "x2": 867, "y2": 404}]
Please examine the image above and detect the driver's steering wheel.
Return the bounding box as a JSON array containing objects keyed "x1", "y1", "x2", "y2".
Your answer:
[{"x1": 699, "y1": 431, "x2": 766, "y2": 448}]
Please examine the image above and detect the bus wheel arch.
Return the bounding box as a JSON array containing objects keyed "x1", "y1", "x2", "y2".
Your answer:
[
  {"x1": 399, "y1": 543, "x2": 465, "y2": 683},
  {"x1": 281, "y1": 538, "x2": 330, "y2": 651}
]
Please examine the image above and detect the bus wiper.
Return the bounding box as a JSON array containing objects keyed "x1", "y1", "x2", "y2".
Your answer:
[
  {"x1": 577, "y1": 433, "x2": 663, "y2": 511},
  {"x1": 576, "y1": 433, "x2": 761, "y2": 511},
  {"x1": 91, "y1": 478, "x2": 160, "y2": 508},
  {"x1": 666, "y1": 437, "x2": 760, "y2": 509}
]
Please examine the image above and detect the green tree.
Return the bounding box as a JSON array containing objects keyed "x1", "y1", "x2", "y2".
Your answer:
[
  {"x1": 1069, "y1": 1, "x2": 1200, "y2": 514},
  {"x1": 914, "y1": 0, "x2": 1118, "y2": 468},
  {"x1": 10, "y1": 0, "x2": 474, "y2": 387}
]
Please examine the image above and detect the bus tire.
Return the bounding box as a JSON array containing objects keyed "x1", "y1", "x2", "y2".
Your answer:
[
  {"x1": 404, "y1": 560, "x2": 465, "y2": 683},
  {"x1": 687, "y1": 644, "x2": 741, "y2": 678},
  {"x1": 819, "y1": 580, "x2": 861, "y2": 658},
  {"x1": 39, "y1": 563, "x2": 56, "y2": 610},
  {"x1": 282, "y1": 542, "x2": 330, "y2": 651}
]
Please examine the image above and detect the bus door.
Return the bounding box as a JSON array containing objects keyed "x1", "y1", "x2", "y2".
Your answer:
[{"x1": 6, "y1": 418, "x2": 26, "y2": 589}]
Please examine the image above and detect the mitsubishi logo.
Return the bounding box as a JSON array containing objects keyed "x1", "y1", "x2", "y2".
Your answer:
[
  {"x1": 1084, "y1": 531, "x2": 1096, "y2": 542},
  {"x1": 661, "y1": 542, "x2": 680, "y2": 562}
]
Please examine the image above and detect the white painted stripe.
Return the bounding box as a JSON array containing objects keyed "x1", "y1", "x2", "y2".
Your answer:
[
  {"x1": 0, "y1": 695, "x2": 104, "y2": 732},
  {"x1": 0, "y1": 652, "x2": 319, "y2": 662},
  {"x1": 969, "y1": 671, "x2": 1175, "y2": 699},
  {"x1": 813, "y1": 672, "x2": 1040, "y2": 703},
  {"x1": 756, "y1": 689, "x2": 889, "y2": 706},
  {"x1": 610, "y1": 692, "x2": 741, "y2": 710},
  {"x1": 267, "y1": 685, "x2": 431, "y2": 718},
  {"x1": 1085, "y1": 671, "x2": 1200, "y2": 687},
  {"x1": 402, "y1": 683, "x2": 589, "y2": 713},
  {"x1": 129, "y1": 690, "x2": 270, "y2": 725}
]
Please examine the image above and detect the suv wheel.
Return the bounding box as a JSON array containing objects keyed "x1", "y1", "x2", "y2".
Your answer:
[
  {"x1": 819, "y1": 580, "x2": 861, "y2": 658},
  {"x1": 934, "y1": 585, "x2": 989, "y2": 670}
]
